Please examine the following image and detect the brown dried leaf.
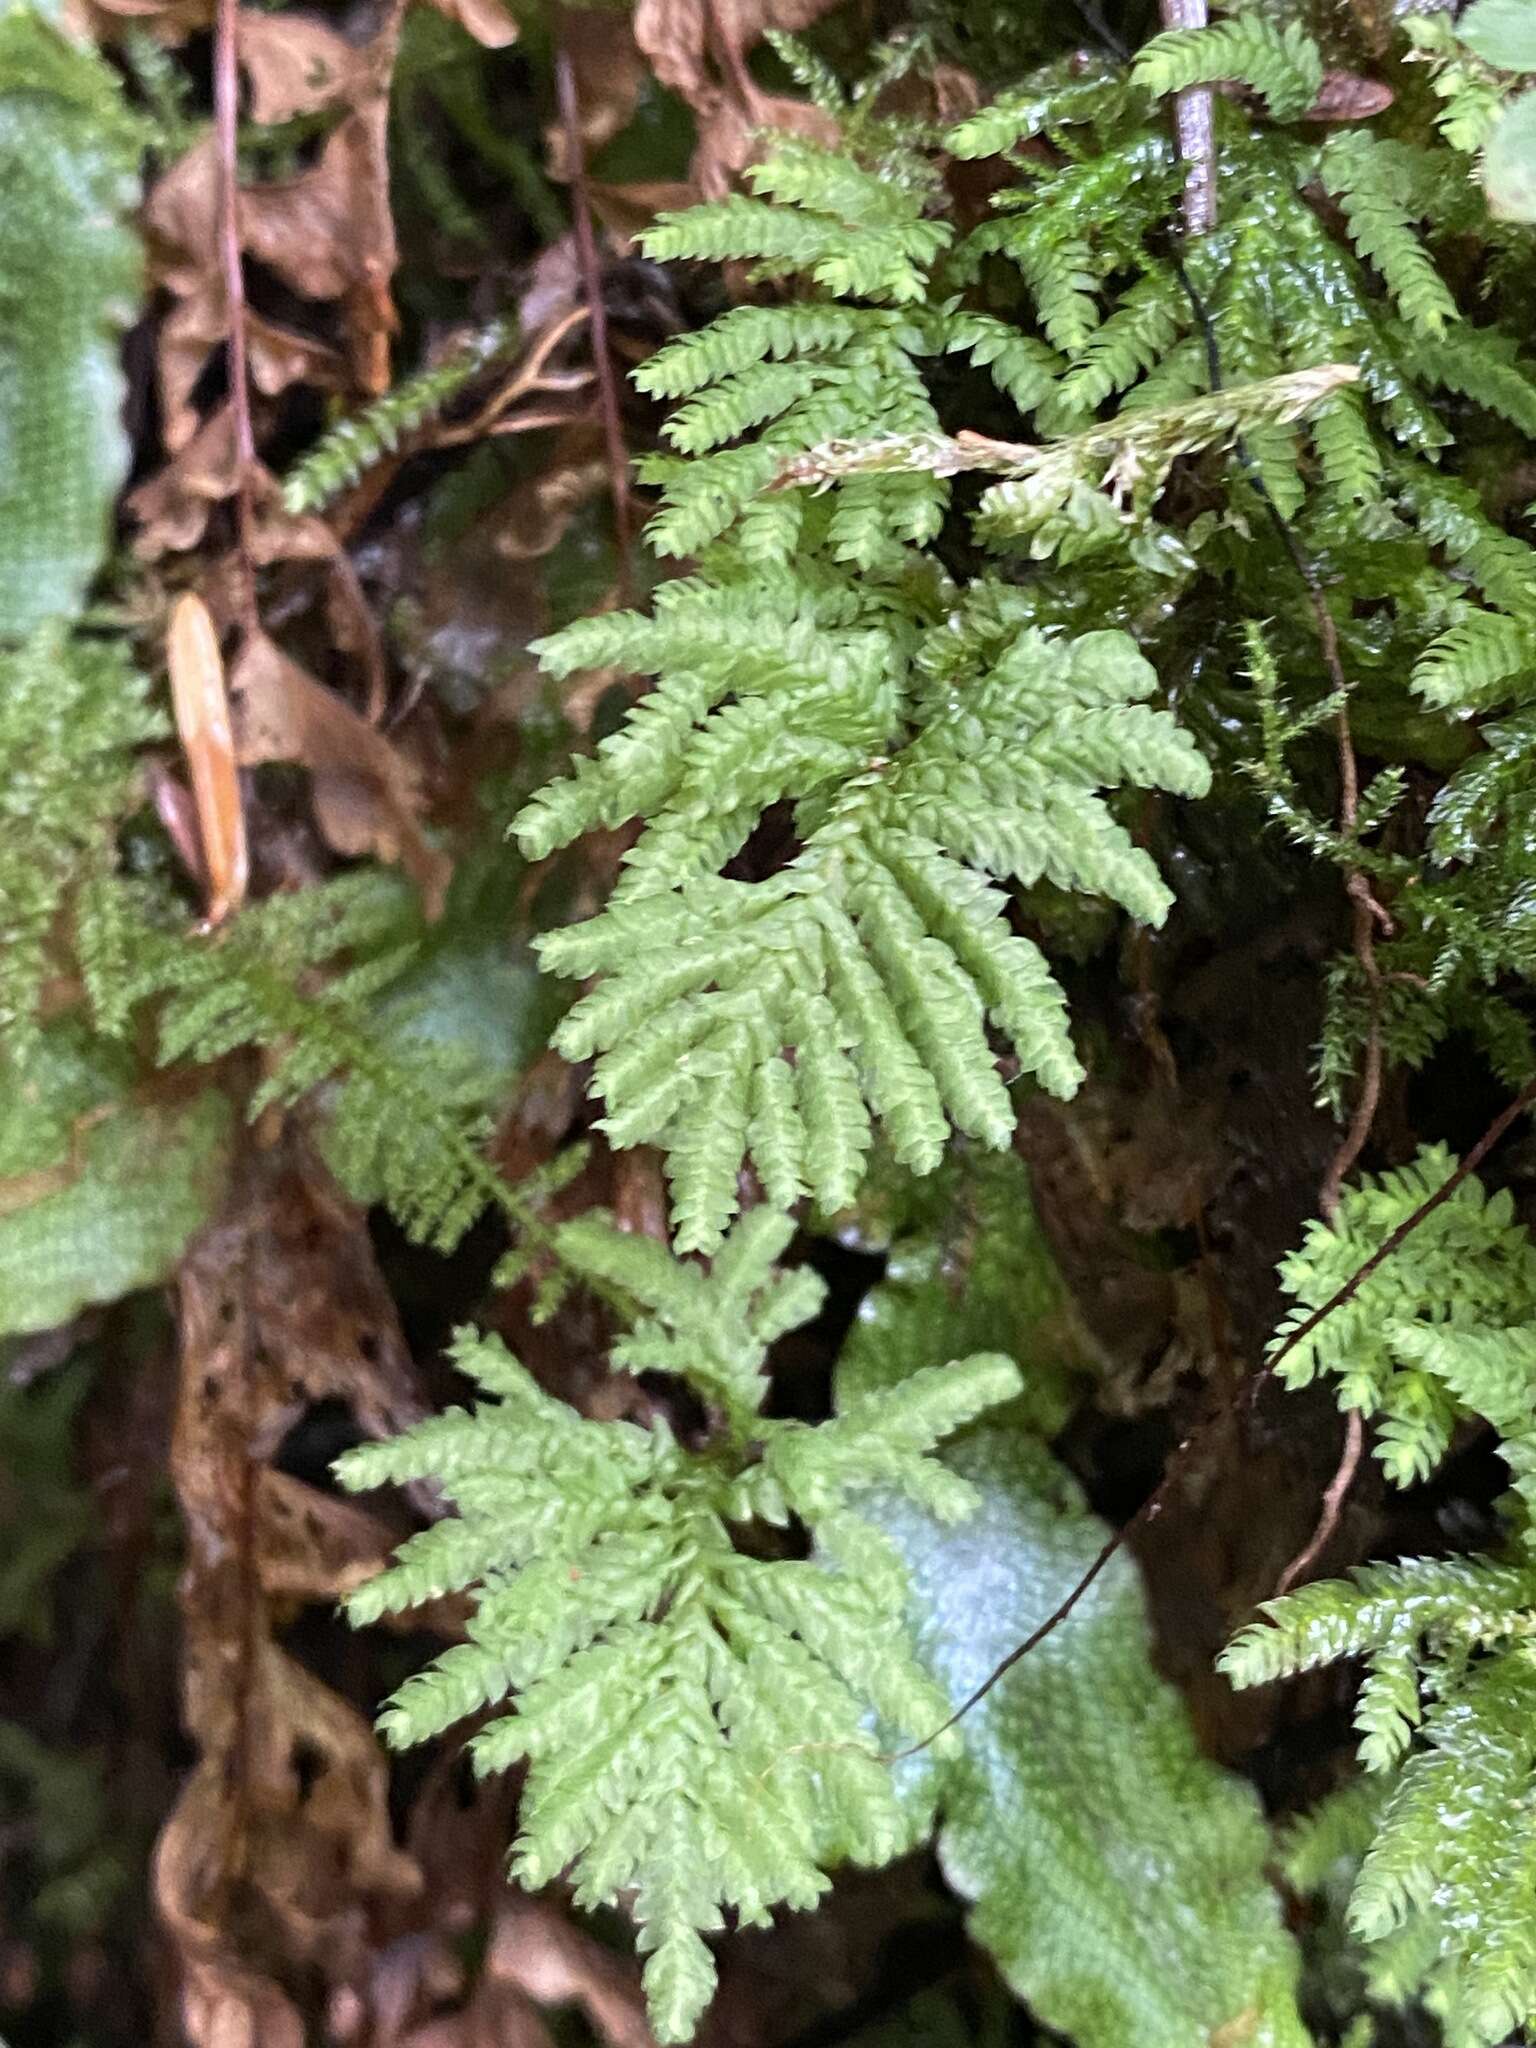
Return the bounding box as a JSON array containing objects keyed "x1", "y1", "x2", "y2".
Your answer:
[
  {"x1": 159, "y1": 1140, "x2": 431, "y2": 2048},
  {"x1": 632, "y1": 0, "x2": 836, "y2": 116},
  {"x1": 144, "y1": 140, "x2": 353, "y2": 452},
  {"x1": 71, "y1": 0, "x2": 209, "y2": 38},
  {"x1": 141, "y1": 6, "x2": 401, "y2": 468},
  {"x1": 255, "y1": 1469, "x2": 394, "y2": 1604},
  {"x1": 691, "y1": 91, "x2": 838, "y2": 195},
  {"x1": 1305, "y1": 68, "x2": 1394, "y2": 120},
  {"x1": 544, "y1": 8, "x2": 647, "y2": 181},
  {"x1": 237, "y1": 10, "x2": 365, "y2": 123},
  {"x1": 230, "y1": 632, "x2": 449, "y2": 914},
  {"x1": 239, "y1": 111, "x2": 398, "y2": 392},
  {"x1": 128, "y1": 405, "x2": 238, "y2": 553},
  {"x1": 586, "y1": 178, "x2": 697, "y2": 243},
  {"x1": 167, "y1": 592, "x2": 248, "y2": 925},
  {"x1": 487, "y1": 1900, "x2": 655, "y2": 2048}
]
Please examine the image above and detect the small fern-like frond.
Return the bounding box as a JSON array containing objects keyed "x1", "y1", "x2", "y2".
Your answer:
[
  {"x1": 520, "y1": 617, "x2": 1206, "y2": 1248},
  {"x1": 1320, "y1": 135, "x2": 1459, "y2": 340},
  {"x1": 1132, "y1": 16, "x2": 1325, "y2": 122},
  {"x1": 339, "y1": 1228, "x2": 1021, "y2": 2042},
  {"x1": 282, "y1": 318, "x2": 516, "y2": 514}
]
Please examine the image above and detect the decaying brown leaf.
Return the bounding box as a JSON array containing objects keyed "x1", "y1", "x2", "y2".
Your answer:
[
  {"x1": 236, "y1": 9, "x2": 367, "y2": 122},
  {"x1": 632, "y1": 0, "x2": 834, "y2": 113},
  {"x1": 230, "y1": 631, "x2": 450, "y2": 914},
  {"x1": 127, "y1": 405, "x2": 239, "y2": 556},
  {"x1": 157, "y1": 1137, "x2": 439, "y2": 2047},
  {"x1": 1305, "y1": 69, "x2": 1394, "y2": 121},
  {"x1": 167, "y1": 592, "x2": 248, "y2": 926},
  {"x1": 142, "y1": 5, "x2": 402, "y2": 463},
  {"x1": 690, "y1": 91, "x2": 838, "y2": 194},
  {"x1": 544, "y1": 7, "x2": 649, "y2": 182}
]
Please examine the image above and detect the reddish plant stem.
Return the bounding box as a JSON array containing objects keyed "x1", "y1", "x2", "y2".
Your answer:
[
  {"x1": 213, "y1": 0, "x2": 258, "y2": 632},
  {"x1": 1275, "y1": 1407, "x2": 1365, "y2": 1596},
  {"x1": 1160, "y1": 0, "x2": 1217, "y2": 233},
  {"x1": 553, "y1": 15, "x2": 634, "y2": 603}
]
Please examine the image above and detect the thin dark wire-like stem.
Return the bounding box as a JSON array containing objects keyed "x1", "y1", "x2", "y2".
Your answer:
[
  {"x1": 552, "y1": 14, "x2": 634, "y2": 603},
  {"x1": 213, "y1": 0, "x2": 258, "y2": 632},
  {"x1": 883, "y1": 1072, "x2": 1536, "y2": 1760}
]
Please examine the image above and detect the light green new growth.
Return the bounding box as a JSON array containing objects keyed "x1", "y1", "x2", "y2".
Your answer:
[
  {"x1": 774, "y1": 363, "x2": 1360, "y2": 559},
  {"x1": 519, "y1": 610, "x2": 1207, "y2": 1251},
  {"x1": 1225, "y1": 1149, "x2": 1536, "y2": 2046},
  {"x1": 338, "y1": 1204, "x2": 1020, "y2": 2041},
  {"x1": 0, "y1": 8, "x2": 141, "y2": 635}
]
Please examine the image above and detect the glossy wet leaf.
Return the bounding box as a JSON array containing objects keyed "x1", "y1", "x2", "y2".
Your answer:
[
  {"x1": 832, "y1": 1168, "x2": 1308, "y2": 2048},
  {"x1": 1484, "y1": 92, "x2": 1536, "y2": 219},
  {"x1": 1459, "y1": 0, "x2": 1536, "y2": 73},
  {"x1": 870, "y1": 1425, "x2": 1312, "y2": 2048},
  {"x1": 0, "y1": 8, "x2": 142, "y2": 634}
]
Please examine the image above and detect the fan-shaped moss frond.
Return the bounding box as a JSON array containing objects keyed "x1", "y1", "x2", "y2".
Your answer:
[
  {"x1": 338, "y1": 1222, "x2": 1021, "y2": 2042},
  {"x1": 520, "y1": 614, "x2": 1206, "y2": 1250}
]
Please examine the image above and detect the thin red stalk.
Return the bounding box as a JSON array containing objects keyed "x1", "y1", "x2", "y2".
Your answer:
[
  {"x1": 553, "y1": 16, "x2": 634, "y2": 602},
  {"x1": 1160, "y1": 0, "x2": 1217, "y2": 233},
  {"x1": 213, "y1": 0, "x2": 258, "y2": 630},
  {"x1": 1275, "y1": 1407, "x2": 1365, "y2": 1596}
]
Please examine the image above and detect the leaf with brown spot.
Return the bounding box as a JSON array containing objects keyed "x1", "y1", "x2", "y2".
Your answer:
[{"x1": 1305, "y1": 69, "x2": 1394, "y2": 121}]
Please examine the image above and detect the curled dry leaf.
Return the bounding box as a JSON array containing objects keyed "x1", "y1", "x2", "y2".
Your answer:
[
  {"x1": 236, "y1": 9, "x2": 367, "y2": 122},
  {"x1": 632, "y1": 0, "x2": 837, "y2": 116},
  {"x1": 145, "y1": 138, "x2": 350, "y2": 454},
  {"x1": 691, "y1": 91, "x2": 838, "y2": 195},
  {"x1": 1305, "y1": 69, "x2": 1394, "y2": 121},
  {"x1": 167, "y1": 592, "x2": 248, "y2": 925},
  {"x1": 142, "y1": 6, "x2": 400, "y2": 459},
  {"x1": 230, "y1": 632, "x2": 450, "y2": 915},
  {"x1": 427, "y1": 0, "x2": 519, "y2": 48},
  {"x1": 127, "y1": 404, "x2": 238, "y2": 555}
]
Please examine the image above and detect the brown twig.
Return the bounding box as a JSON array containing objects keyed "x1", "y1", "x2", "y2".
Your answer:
[
  {"x1": 1275, "y1": 1407, "x2": 1365, "y2": 1596},
  {"x1": 213, "y1": 0, "x2": 258, "y2": 633},
  {"x1": 879, "y1": 1071, "x2": 1536, "y2": 1759},
  {"x1": 552, "y1": 12, "x2": 634, "y2": 602},
  {"x1": 1160, "y1": 0, "x2": 1218, "y2": 234}
]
